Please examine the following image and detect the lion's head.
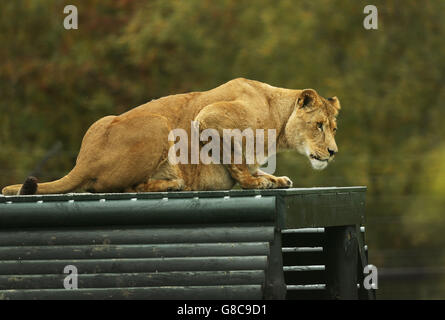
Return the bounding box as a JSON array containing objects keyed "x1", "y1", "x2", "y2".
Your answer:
[{"x1": 284, "y1": 89, "x2": 340, "y2": 170}]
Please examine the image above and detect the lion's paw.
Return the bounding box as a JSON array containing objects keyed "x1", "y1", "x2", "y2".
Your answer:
[
  {"x1": 264, "y1": 175, "x2": 293, "y2": 188},
  {"x1": 276, "y1": 176, "x2": 293, "y2": 188}
]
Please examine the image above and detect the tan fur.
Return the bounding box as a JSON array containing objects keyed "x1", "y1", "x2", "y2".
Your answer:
[{"x1": 2, "y1": 78, "x2": 340, "y2": 195}]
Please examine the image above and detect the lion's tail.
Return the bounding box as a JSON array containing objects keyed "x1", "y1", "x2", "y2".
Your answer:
[{"x1": 2, "y1": 167, "x2": 84, "y2": 195}]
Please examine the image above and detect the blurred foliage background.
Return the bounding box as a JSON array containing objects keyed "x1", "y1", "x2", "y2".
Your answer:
[{"x1": 1, "y1": 0, "x2": 445, "y2": 299}]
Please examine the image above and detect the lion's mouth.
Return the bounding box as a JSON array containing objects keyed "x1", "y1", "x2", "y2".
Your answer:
[{"x1": 310, "y1": 154, "x2": 328, "y2": 162}]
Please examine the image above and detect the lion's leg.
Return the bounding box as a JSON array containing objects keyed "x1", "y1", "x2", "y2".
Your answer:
[
  {"x1": 132, "y1": 160, "x2": 188, "y2": 192},
  {"x1": 134, "y1": 179, "x2": 186, "y2": 192},
  {"x1": 227, "y1": 164, "x2": 292, "y2": 189},
  {"x1": 195, "y1": 100, "x2": 291, "y2": 190},
  {"x1": 254, "y1": 168, "x2": 293, "y2": 188}
]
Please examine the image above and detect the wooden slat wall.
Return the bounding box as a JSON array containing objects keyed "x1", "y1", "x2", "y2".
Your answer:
[
  {"x1": 0, "y1": 226, "x2": 273, "y2": 299},
  {"x1": 0, "y1": 194, "x2": 281, "y2": 300}
]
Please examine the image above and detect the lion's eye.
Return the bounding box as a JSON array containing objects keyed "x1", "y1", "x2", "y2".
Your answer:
[{"x1": 317, "y1": 122, "x2": 323, "y2": 131}]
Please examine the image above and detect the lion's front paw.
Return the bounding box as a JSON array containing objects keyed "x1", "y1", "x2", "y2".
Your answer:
[
  {"x1": 264, "y1": 175, "x2": 293, "y2": 188},
  {"x1": 276, "y1": 176, "x2": 293, "y2": 188}
]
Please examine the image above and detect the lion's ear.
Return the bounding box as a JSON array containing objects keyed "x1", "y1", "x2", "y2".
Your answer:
[
  {"x1": 328, "y1": 96, "x2": 341, "y2": 114},
  {"x1": 297, "y1": 89, "x2": 318, "y2": 109}
]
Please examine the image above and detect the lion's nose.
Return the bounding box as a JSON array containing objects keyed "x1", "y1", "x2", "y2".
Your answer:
[{"x1": 328, "y1": 148, "x2": 336, "y2": 157}]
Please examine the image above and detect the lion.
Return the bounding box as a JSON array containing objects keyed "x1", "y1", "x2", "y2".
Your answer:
[{"x1": 1, "y1": 78, "x2": 340, "y2": 195}]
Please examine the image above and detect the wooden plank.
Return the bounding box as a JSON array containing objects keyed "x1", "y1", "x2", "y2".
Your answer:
[
  {"x1": 0, "y1": 196, "x2": 276, "y2": 228},
  {"x1": 0, "y1": 226, "x2": 275, "y2": 246},
  {"x1": 0, "y1": 256, "x2": 268, "y2": 275},
  {"x1": 0, "y1": 285, "x2": 263, "y2": 300},
  {"x1": 282, "y1": 247, "x2": 323, "y2": 252},
  {"x1": 0, "y1": 270, "x2": 265, "y2": 289},
  {"x1": 283, "y1": 191, "x2": 366, "y2": 228},
  {"x1": 263, "y1": 228, "x2": 286, "y2": 299},
  {"x1": 0, "y1": 187, "x2": 367, "y2": 203},
  {"x1": 286, "y1": 284, "x2": 326, "y2": 290},
  {"x1": 282, "y1": 228, "x2": 325, "y2": 233},
  {"x1": 0, "y1": 242, "x2": 270, "y2": 260},
  {"x1": 325, "y1": 226, "x2": 358, "y2": 299},
  {"x1": 283, "y1": 265, "x2": 325, "y2": 271}
]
